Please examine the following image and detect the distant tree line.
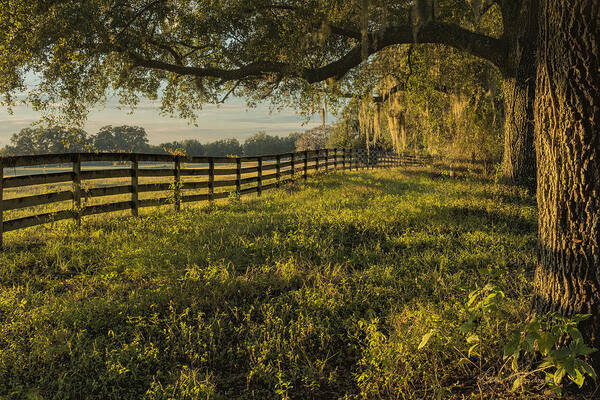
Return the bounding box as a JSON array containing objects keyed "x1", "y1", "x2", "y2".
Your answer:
[{"x1": 0, "y1": 126, "x2": 320, "y2": 157}]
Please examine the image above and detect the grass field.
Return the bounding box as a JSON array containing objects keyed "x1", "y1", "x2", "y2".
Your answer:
[{"x1": 0, "y1": 167, "x2": 552, "y2": 399}]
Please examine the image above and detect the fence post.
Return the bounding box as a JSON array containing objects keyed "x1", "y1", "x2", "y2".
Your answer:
[
  {"x1": 349, "y1": 148, "x2": 353, "y2": 171},
  {"x1": 257, "y1": 156, "x2": 263, "y2": 196},
  {"x1": 315, "y1": 150, "x2": 319, "y2": 173},
  {"x1": 276, "y1": 154, "x2": 281, "y2": 188},
  {"x1": 325, "y1": 149, "x2": 329, "y2": 172},
  {"x1": 342, "y1": 148, "x2": 346, "y2": 170},
  {"x1": 236, "y1": 157, "x2": 241, "y2": 193},
  {"x1": 290, "y1": 153, "x2": 295, "y2": 180},
  {"x1": 208, "y1": 157, "x2": 215, "y2": 203},
  {"x1": 132, "y1": 154, "x2": 139, "y2": 217},
  {"x1": 0, "y1": 162, "x2": 3, "y2": 249},
  {"x1": 174, "y1": 156, "x2": 181, "y2": 211},
  {"x1": 303, "y1": 150, "x2": 308, "y2": 181},
  {"x1": 73, "y1": 154, "x2": 81, "y2": 226},
  {"x1": 333, "y1": 148, "x2": 337, "y2": 170},
  {"x1": 359, "y1": 149, "x2": 362, "y2": 170}
]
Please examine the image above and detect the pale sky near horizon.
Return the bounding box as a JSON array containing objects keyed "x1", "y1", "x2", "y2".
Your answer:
[{"x1": 0, "y1": 96, "x2": 331, "y2": 146}]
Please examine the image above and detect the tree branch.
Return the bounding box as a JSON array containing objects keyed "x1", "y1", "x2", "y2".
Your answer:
[
  {"x1": 115, "y1": 0, "x2": 165, "y2": 40},
  {"x1": 127, "y1": 21, "x2": 507, "y2": 85}
]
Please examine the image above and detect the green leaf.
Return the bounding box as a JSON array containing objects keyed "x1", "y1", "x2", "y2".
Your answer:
[
  {"x1": 537, "y1": 332, "x2": 556, "y2": 355},
  {"x1": 550, "y1": 348, "x2": 570, "y2": 361},
  {"x1": 569, "y1": 368, "x2": 585, "y2": 388},
  {"x1": 466, "y1": 334, "x2": 479, "y2": 344},
  {"x1": 539, "y1": 358, "x2": 555, "y2": 370},
  {"x1": 578, "y1": 360, "x2": 597, "y2": 380},
  {"x1": 468, "y1": 343, "x2": 480, "y2": 358},
  {"x1": 554, "y1": 366, "x2": 566, "y2": 386},
  {"x1": 511, "y1": 376, "x2": 523, "y2": 391},
  {"x1": 503, "y1": 338, "x2": 520, "y2": 359},
  {"x1": 511, "y1": 355, "x2": 519, "y2": 372},
  {"x1": 418, "y1": 329, "x2": 435, "y2": 350},
  {"x1": 572, "y1": 314, "x2": 591, "y2": 323},
  {"x1": 466, "y1": 291, "x2": 480, "y2": 308}
]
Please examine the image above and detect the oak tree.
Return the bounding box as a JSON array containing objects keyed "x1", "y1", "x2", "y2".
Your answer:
[
  {"x1": 1, "y1": 0, "x2": 537, "y2": 186},
  {"x1": 534, "y1": 0, "x2": 600, "y2": 371}
]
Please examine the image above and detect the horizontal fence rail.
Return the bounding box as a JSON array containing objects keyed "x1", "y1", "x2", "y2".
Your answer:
[{"x1": 0, "y1": 148, "x2": 432, "y2": 248}]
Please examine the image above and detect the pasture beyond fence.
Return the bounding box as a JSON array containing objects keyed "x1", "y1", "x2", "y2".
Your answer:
[{"x1": 0, "y1": 148, "x2": 430, "y2": 247}]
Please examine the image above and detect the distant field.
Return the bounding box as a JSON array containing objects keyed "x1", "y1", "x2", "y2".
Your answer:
[{"x1": 0, "y1": 168, "x2": 549, "y2": 399}]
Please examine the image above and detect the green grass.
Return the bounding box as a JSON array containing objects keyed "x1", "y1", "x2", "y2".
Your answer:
[{"x1": 0, "y1": 168, "x2": 542, "y2": 399}]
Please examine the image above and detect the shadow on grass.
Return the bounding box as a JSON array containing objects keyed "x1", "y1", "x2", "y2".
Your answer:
[
  {"x1": 0, "y1": 168, "x2": 542, "y2": 399},
  {"x1": 474, "y1": 189, "x2": 537, "y2": 208}
]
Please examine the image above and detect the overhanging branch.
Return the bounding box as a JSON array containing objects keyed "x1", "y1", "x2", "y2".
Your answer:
[{"x1": 127, "y1": 21, "x2": 507, "y2": 85}]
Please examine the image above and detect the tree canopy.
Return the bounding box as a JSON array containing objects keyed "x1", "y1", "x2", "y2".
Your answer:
[{"x1": 0, "y1": 1, "x2": 511, "y2": 121}]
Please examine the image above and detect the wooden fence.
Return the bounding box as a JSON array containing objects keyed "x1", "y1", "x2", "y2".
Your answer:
[{"x1": 0, "y1": 148, "x2": 429, "y2": 247}]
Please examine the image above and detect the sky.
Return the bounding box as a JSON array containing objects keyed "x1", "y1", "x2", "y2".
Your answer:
[{"x1": 0, "y1": 96, "x2": 330, "y2": 146}]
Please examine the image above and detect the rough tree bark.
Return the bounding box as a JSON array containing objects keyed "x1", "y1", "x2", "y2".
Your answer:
[
  {"x1": 501, "y1": 75, "x2": 536, "y2": 189},
  {"x1": 499, "y1": 0, "x2": 538, "y2": 190},
  {"x1": 533, "y1": 0, "x2": 600, "y2": 369}
]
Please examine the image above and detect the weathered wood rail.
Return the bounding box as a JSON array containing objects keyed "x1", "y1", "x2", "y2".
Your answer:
[{"x1": 0, "y1": 148, "x2": 430, "y2": 247}]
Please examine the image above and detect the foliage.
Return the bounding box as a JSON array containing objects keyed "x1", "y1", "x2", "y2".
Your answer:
[
  {"x1": 91, "y1": 125, "x2": 149, "y2": 153},
  {"x1": 0, "y1": 168, "x2": 556, "y2": 399},
  {"x1": 2, "y1": 126, "x2": 89, "y2": 155},
  {"x1": 1, "y1": 126, "x2": 304, "y2": 157},
  {"x1": 0, "y1": 0, "x2": 510, "y2": 166},
  {"x1": 327, "y1": 109, "x2": 363, "y2": 149},
  {"x1": 0, "y1": 0, "x2": 509, "y2": 126},
  {"x1": 333, "y1": 41, "x2": 504, "y2": 160},
  {"x1": 240, "y1": 131, "x2": 300, "y2": 156},
  {"x1": 503, "y1": 314, "x2": 597, "y2": 394},
  {"x1": 294, "y1": 126, "x2": 330, "y2": 151}
]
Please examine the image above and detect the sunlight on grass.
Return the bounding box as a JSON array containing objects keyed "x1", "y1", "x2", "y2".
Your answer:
[{"x1": 0, "y1": 169, "x2": 539, "y2": 399}]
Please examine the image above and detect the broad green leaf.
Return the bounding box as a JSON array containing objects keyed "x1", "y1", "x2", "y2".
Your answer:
[{"x1": 503, "y1": 338, "x2": 520, "y2": 359}]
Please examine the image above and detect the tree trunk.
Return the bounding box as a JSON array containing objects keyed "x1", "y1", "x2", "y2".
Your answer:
[
  {"x1": 501, "y1": 75, "x2": 536, "y2": 189},
  {"x1": 533, "y1": 0, "x2": 600, "y2": 370},
  {"x1": 499, "y1": 0, "x2": 538, "y2": 190}
]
